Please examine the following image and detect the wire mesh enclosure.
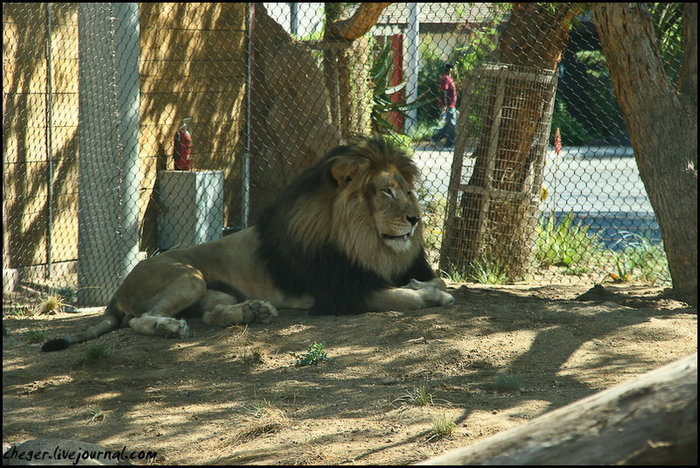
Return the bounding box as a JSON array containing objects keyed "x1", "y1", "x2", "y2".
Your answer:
[
  {"x1": 440, "y1": 63, "x2": 558, "y2": 281},
  {"x1": 3, "y1": 3, "x2": 675, "y2": 306}
]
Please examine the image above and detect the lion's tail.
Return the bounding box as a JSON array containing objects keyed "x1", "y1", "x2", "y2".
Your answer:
[{"x1": 41, "y1": 301, "x2": 122, "y2": 352}]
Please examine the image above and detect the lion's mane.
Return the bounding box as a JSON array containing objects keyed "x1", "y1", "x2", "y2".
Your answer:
[{"x1": 255, "y1": 136, "x2": 436, "y2": 315}]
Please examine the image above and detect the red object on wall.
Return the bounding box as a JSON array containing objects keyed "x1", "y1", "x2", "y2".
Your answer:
[
  {"x1": 554, "y1": 127, "x2": 562, "y2": 155},
  {"x1": 174, "y1": 119, "x2": 192, "y2": 170},
  {"x1": 390, "y1": 34, "x2": 404, "y2": 131}
]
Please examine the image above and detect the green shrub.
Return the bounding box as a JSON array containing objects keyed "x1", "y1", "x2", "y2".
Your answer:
[
  {"x1": 23, "y1": 329, "x2": 47, "y2": 344},
  {"x1": 610, "y1": 233, "x2": 671, "y2": 285},
  {"x1": 291, "y1": 342, "x2": 331, "y2": 367},
  {"x1": 494, "y1": 373, "x2": 523, "y2": 392},
  {"x1": 550, "y1": 99, "x2": 598, "y2": 146},
  {"x1": 85, "y1": 343, "x2": 110, "y2": 361},
  {"x1": 429, "y1": 414, "x2": 456, "y2": 440},
  {"x1": 536, "y1": 212, "x2": 604, "y2": 271},
  {"x1": 467, "y1": 255, "x2": 509, "y2": 284}
]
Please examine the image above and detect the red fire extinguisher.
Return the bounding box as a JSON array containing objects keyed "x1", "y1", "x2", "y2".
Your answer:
[{"x1": 173, "y1": 118, "x2": 192, "y2": 170}]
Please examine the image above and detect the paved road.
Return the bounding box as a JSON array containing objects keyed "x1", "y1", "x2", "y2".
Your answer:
[{"x1": 413, "y1": 145, "x2": 661, "y2": 249}]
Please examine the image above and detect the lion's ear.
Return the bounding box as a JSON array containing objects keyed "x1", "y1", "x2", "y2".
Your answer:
[{"x1": 330, "y1": 157, "x2": 364, "y2": 188}]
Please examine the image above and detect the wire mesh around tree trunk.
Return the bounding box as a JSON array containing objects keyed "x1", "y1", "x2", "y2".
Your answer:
[{"x1": 440, "y1": 63, "x2": 558, "y2": 281}]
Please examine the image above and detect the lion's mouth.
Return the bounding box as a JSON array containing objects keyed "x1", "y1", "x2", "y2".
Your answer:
[
  {"x1": 382, "y1": 223, "x2": 417, "y2": 242},
  {"x1": 382, "y1": 226, "x2": 415, "y2": 241},
  {"x1": 382, "y1": 233, "x2": 411, "y2": 241}
]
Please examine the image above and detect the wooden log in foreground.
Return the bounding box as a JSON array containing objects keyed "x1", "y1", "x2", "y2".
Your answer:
[{"x1": 418, "y1": 353, "x2": 697, "y2": 465}]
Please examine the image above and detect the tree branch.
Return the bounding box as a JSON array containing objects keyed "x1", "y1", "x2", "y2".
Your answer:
[{"x1": 330, "y1": 3, "x2": 392, "y2": 41}]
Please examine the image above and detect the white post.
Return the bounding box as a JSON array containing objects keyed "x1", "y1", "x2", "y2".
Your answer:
[
  {"x1": 405, "y1": 2, "x2": 420, "y2": 132},
  {"x1": 77, "y1": 3, "x2": 141, "y2": 305}
]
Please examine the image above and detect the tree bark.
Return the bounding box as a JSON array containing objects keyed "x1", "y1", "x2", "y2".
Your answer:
[
  {"x1": 440, "y1": 3, "x2": 581, "y2": 279},
  {"x1": 419, "y1": 353, "x2": 697, "y2": 465},
  {"x1": 591, "y1": 3, "x2": 697, "y2": 305},
  {"x1": 323, "y1": 3, "x2": 391, "y2": 139}
]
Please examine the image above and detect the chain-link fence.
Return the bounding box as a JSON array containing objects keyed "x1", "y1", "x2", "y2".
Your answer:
[{"x1": 3, "y1": 3, "x2": 674, "y2": 306}]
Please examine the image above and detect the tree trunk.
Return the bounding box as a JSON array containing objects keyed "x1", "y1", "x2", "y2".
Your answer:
[
  {"x1": 440, "y1": 3, "x2": 581, "y2": 279},
  {"x1": 591, "y1": 3, "x2": 697, "y2": 305},
  {"x1": 249, "y1": 4, "x2": 340, "y2": 222},
  {"x1": 323, "y1": 3, "x2": 391, "y2": 139},
  {"x1": 419, "y1": 353, "x2": 697, "y2": 465}
]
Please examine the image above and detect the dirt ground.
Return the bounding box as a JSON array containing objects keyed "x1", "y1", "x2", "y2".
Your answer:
[{"x1": 3, "y1": 280, "x2": 696, "y2": 465}]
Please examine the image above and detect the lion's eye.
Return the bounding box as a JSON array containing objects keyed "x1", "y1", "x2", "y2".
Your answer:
[{"x1": 382, "y1": 188, "x2": 394, "y2": 198}]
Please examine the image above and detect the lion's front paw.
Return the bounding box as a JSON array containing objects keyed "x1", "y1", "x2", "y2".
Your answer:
[
  {"x1": 420, "y1": 284, "x2": 455, "y2": 307},
  {"x1": 243, "y1": 300, "x2": 278, "y2": 324},
  {"x1": 438, "y1": 290, "x2": 456, "y2": 306},
  {"x1": 154, "y1": 318, "x2": 190, "y2": 339}
]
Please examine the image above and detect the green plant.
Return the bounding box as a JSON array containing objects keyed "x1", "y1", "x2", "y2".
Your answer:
[
  {"x1": 575, "y1": 50, "x2": 626, "y2": 139},
  {"x1": 23, "y1": 329, "x2": 47, "y2": 344},
  {"x1": 37, "y1": 293, "x2": 67, "y2": 314},
  {"x1": 393, "y1": 384, "x2": 435, "y2": 407},
  {"x1": 610, "y1": 249, "x2": 633, "y2": 283},
  {"x1": 7, "y1": 306, "x2": 29, "y2": 317},
  {"x1": 416, "y1": 38, "x2": 446, "y2": 126},
  {"x1": 429, "y1": 414, "x2": 456, "y2": 441},
  {"x1": 649, "y1": 2, "x2": 683, "y2": 83},
  {"x1": 449, "y1": 22, "x2": 500, "y2": 82},
  {"x1": 443, "y1": 267, "x2": 469, "y2": 284},
  {"x1": 494, "y1": 373, "x2": 523, "y2": 392},
  {"x1": 52, "y1": 286, "x2": 76, "y2": 303},
  {"x1": 536, "y1": 212, "x2": 604, "y2": 271},
  {"x1": 410, "y1": 385, "x2": 433, "y2": 406},
  {"x1": 239, "y1": 347, "x2": 267, "y2": 366},
  {"x1": 383, "y1": 132, "x2": 414, "y2": 156},
  {"x1": 415, "y1": 6, "x2": 506, "y2": 129},
  {"x1": 550, "y1": 99, "x2": 598, "y2": 146},
  {"x1": 467, "y1": 254, "x2": 509, "y2": 284},
  {"x1": 394, "y1": 383, "x2": 453, "y2": 409},
  {"x1": 609, "y1": 233, "x2": 671, "y2": 285},
  {"x1": 370, "y1": 38, "x2": 432, "y2": 138},
  {"x1": 406, "y1": 120, "x2": 438, "y2": 143},
  {"x1": 83, "y1": 407, "x2": 106, "y2": 423},
  {"x1": 442, "y1": 248, "x2": 510, "y2": 284},
  {"x1": 291, "y1": 342, "x2": 331, "y2": 367},
  {"x1": 85, "y1": 343, "x2": 110, "y2": 361}
]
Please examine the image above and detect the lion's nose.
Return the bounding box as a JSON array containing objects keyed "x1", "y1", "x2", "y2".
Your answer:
[{"x1": 407, "y1": 216, "x2": 419, "y2": 226}]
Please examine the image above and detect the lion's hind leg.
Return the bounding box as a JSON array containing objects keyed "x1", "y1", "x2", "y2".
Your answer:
[
  {"x1": 128, "y1": 315, "x2": 191, "y2": 338},
  {"x1": 197, "y1": 290, "x2": 278, "y2": 327},
  {"x1": 123, "y1": 270, "x2": 206, "y2": 339}
]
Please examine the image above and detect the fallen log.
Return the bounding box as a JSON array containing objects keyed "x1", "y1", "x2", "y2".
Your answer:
[{"x1": 418, "y1": 353, "x2": 697, "y2": 465}]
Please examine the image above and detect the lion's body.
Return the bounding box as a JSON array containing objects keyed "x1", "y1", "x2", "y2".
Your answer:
[{"x1": 42, "y1": 136, "x2": 454, "y2": 352}]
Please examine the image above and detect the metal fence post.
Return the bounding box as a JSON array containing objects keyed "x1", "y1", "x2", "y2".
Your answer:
[
  {"x1": 45, "y1": 3, "x2": 55, "y2": 279},
  {"x1": 405, "y1": 2, "x2": 420, "y2": 132},
  {"x1": 77, "y1": 3, "x2": 141, "y2": 305}
]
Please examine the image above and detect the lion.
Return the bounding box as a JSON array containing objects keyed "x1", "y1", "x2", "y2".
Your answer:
[{"x1": 42, "y1": 136, "x2": 454, "y2": 352}]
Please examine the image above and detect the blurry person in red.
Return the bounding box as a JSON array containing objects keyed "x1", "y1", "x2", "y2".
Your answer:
[{"x1": 431, "y1": 62, "x2": 457, "y2": 148}]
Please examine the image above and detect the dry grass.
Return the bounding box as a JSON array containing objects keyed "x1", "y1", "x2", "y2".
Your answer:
[
  {"x1": 37, "y1": 294, "x2": 68, "y2": 315},
  {"x1": 233, "y1": 400, "x2": 290, "y2": 442}
]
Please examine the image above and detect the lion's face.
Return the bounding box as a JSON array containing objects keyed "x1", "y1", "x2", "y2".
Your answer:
[
  {"x1": 322, "y1": 138, "x2": 425, "y2": 280},
  {"x1": 275, "y1": 136, "x2": 427, "y2": 282},
  {"x1": 369, "y1": 169, "x2": 422, "y2": 253}
]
